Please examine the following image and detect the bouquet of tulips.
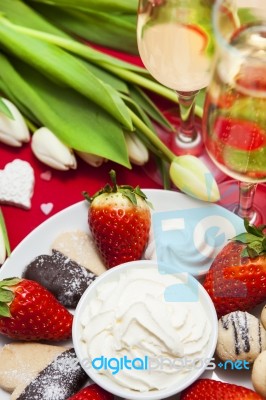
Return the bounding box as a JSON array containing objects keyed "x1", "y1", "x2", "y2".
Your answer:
[{"x1": 0, "y1": 0, "x2": 219, "y2": 202}]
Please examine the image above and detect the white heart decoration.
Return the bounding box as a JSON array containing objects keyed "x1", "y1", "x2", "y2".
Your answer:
[
  {"x1": 40, "y1": 203, "x2": 54, "y2": 215},
  {"x1": 0, "y1": 159, "x2": 35, "y2": 209},
  {"x1": 40, "y1": 170, "x2": 52, "y2": 181}
]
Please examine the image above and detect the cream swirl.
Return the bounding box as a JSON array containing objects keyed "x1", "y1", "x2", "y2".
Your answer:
[{"x1": 80, "y1": 267, "x2": 212, "y2": 392}]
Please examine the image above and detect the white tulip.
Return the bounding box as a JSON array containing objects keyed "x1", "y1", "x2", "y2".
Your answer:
[
  {"x1": 170, "y1": 155, "x2": 220, "y2": 202},
  {"x1": 0, "y1": 226, "x2": 6, "y2": 265},
  {"x1": 0, "y1": 98, "x2": 30, "y2": 147},
  {"x1": 31, "y1": 127, "x2": 77, "y2": 171},
  {"x1": 125, "y1": 132, "x2": 149, "y2": 166},
  {"x1": 76, "y1": 151, "x2": 106, "y2": 167}
]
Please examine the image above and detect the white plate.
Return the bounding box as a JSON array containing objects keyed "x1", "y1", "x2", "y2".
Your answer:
[{"x1": 0, "y1": 189, "x2": 253, "y2": 399}]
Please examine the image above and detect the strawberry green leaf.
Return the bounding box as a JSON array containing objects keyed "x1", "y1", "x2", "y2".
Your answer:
[
  {"x1": 251, "y1": 226, "x2": 265, "y2": 238},
  {"x1": 263, "y1": 237, "x2": 266, "y2": 251},
  {"x1": 233, "y1": 233, "x2": 260, "y2": 244},
  {"x1": 244, "y1": 218, "x2": 249, "y2": 231},
  {"x1": 244, "y1": 218, "x2": 265, "y2": 237},
  {"x1": 0, "y1": 302, "x2": 11, "y2": 318},
  {"x1": 134, "y1": 186, "x2": 147, "y2": 199},
  {"x1": 135, "y1": 186, "x2": 153, "y2": 209},
  {"x1": 0, "y1": 277, "x2": 21, "y2": 288},
  {"x1": 0, "y1": 288, "x2": 14, "y2": 302},
  {"x1": 241, "y1": 248, "x2": 249, "y2": 258},
  {"x1": 247, "y1": 240, "x2": 264, "y2": 256},
  {"x1": 122, "y1": 189, "x2": 137, "y2": 205},
  {"x1": 247, "y1": 246, "x2": 260, "y2": 259}
]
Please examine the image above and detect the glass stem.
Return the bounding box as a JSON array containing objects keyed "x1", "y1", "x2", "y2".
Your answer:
[
  {"x1": 236, "y1": 182, "x2": 257, "y2": 223},
  {"x1": 177, "y1": 90, "x2": 199, "y2": 143}
]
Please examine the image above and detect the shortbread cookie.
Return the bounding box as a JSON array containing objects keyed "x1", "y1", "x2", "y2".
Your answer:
[
  {"x1": 261, "y1": 305, "x2": 266, "y2": 330},
  {"x1": 23, "y1": 250, "x2": 96, "y2": 308},
  {"x1": 252, "y1": 350, "x2": 266, "y2": 397},
  {"x1": 0, "y1": 342, "x2": 66, "y2": 399},
  {"x1": 52, "y1": 230, "x2": 106, "y2": 275},
  {"x1": 216, "y1": 311, "x2": 266, "y2": 362}
]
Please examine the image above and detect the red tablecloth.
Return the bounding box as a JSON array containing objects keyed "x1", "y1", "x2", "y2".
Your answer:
[{"x1": 0, "y1": 142, "x2": 162, "y2": 251}]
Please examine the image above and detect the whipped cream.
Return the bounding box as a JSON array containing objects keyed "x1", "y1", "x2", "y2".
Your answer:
[{"x1": 80, "y1": 267, "x2": 212, "y2": 392}]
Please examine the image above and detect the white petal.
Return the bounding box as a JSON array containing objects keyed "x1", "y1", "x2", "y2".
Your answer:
[
  {"x1": 76, "y1": 151, "x2": 106, "y2": 167},
  {"x1": 170, "y1": 155, "x2": 220, "y2": 202},
  {"x1": 31, "y1": 127, "x2": 77, "y2": 171},
  {"x1": 125, "y1": 132, "x2": 149, "y2": 165},
  {"x1": 0, "y1": 98, "x2": 30, "y2": 147}
]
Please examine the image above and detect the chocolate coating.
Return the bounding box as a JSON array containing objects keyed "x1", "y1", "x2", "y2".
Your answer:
[
  {"x1": 23, "y1": 250, "x2": 96, "y2": 308},
  {"x1": 17, "y1": 348, "x2": 87, "y2": 400}
]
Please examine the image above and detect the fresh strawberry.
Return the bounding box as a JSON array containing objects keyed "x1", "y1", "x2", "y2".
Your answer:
[
  {"x1": 67, "y1": 384, "x2": 114, "y2": 400},
  {"x1": 84, "y1": 170, "x2": 151, "y2": 269},
  {"x1": 203, "y1": 220, "x2": 266, "y2": 318},
  {"x1": 0, "y1": 277, "x2": 73, "y2": 341},
  {"x1": 180, "y1": 379, "x2": 264, "y2": 399},
  {"x1": 213, "y1": 116, "x2": 266, "y2": 151}
]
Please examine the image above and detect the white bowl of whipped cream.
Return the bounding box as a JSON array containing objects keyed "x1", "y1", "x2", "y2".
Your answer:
[{"x1": 73, "y1": 260, "x2": 218, "y2": 399}]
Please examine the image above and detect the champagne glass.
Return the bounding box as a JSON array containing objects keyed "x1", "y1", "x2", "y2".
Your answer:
[
  {"x1": 137, "y1": 0, "x2": 234, "y2": 184},
  {"x1": 203, "y1": 0, "x2": 266, "y2": 224}
]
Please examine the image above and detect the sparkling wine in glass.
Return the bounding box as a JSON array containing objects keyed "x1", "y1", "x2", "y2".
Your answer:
[
  {"x1": 203, "y1": 0, "x2": 266, "y2": 224},
  {"x1": 137, "y1": 0, "x2": 217, "y2": 156}
]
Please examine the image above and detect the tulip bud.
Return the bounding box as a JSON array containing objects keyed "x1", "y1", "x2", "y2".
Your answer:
[
  {"x1": 170, "y1": 155, "x2": 220, "y2": 202},
  {"x1": 125, "y1": 132, "x2": 149, "y2": 166},
  {"x1": 31, "y1": 127, "x2": 77, "y2": 171},
  {"x1": 0, "y1": 98, "x2": 30, "y2": 147},
  {"x1": 76, "y1": 151, "x2": 106, "y2": 167}
]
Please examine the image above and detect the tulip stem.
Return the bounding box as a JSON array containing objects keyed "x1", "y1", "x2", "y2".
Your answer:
[
  {"x1": 0, "y1": 208, "x2": 10, "y2": 256},
  {"x1": 25, "y1": 118, "x2": 37, "y2": 133},
  {"x1": 128, "y1": 109, "x2": 174, "y2": 163},
  {"x1": 0, "y1": 19, "x2": 204, "y2": 117}
]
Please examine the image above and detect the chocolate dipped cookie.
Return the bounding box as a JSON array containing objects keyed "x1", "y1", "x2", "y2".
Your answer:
[
  {"x1": 216, "y1": 311, "x2": 266, "y2": 363},
  {"x1": 0, "y1": 343, "x2": 87, "y2": 400},
  {"x1": 17, "y1": 348, "x2": 87, "y2": 400},
  {"x1": 23, "y1": 250, "x2": 96, "y2": 308}
]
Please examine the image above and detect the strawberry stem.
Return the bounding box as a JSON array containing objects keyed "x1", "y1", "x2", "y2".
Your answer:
[
  {"x1": 109, "y1": 169, "x2": 118, "y2": 192},
  {"x1": 82, "y1": 191, "x2": 91, "y2": 203},
  {"x1": 83, "y1": 169, "x2": 153, "y2": 207}
]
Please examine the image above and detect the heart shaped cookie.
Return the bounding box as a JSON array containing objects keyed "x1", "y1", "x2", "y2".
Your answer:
[
  {"x1": 0, "y1": 159, "x2": 35, "y2": 209},
  {"x1": 40, "y1": 202, "x2": 53, "y2": 215}
]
